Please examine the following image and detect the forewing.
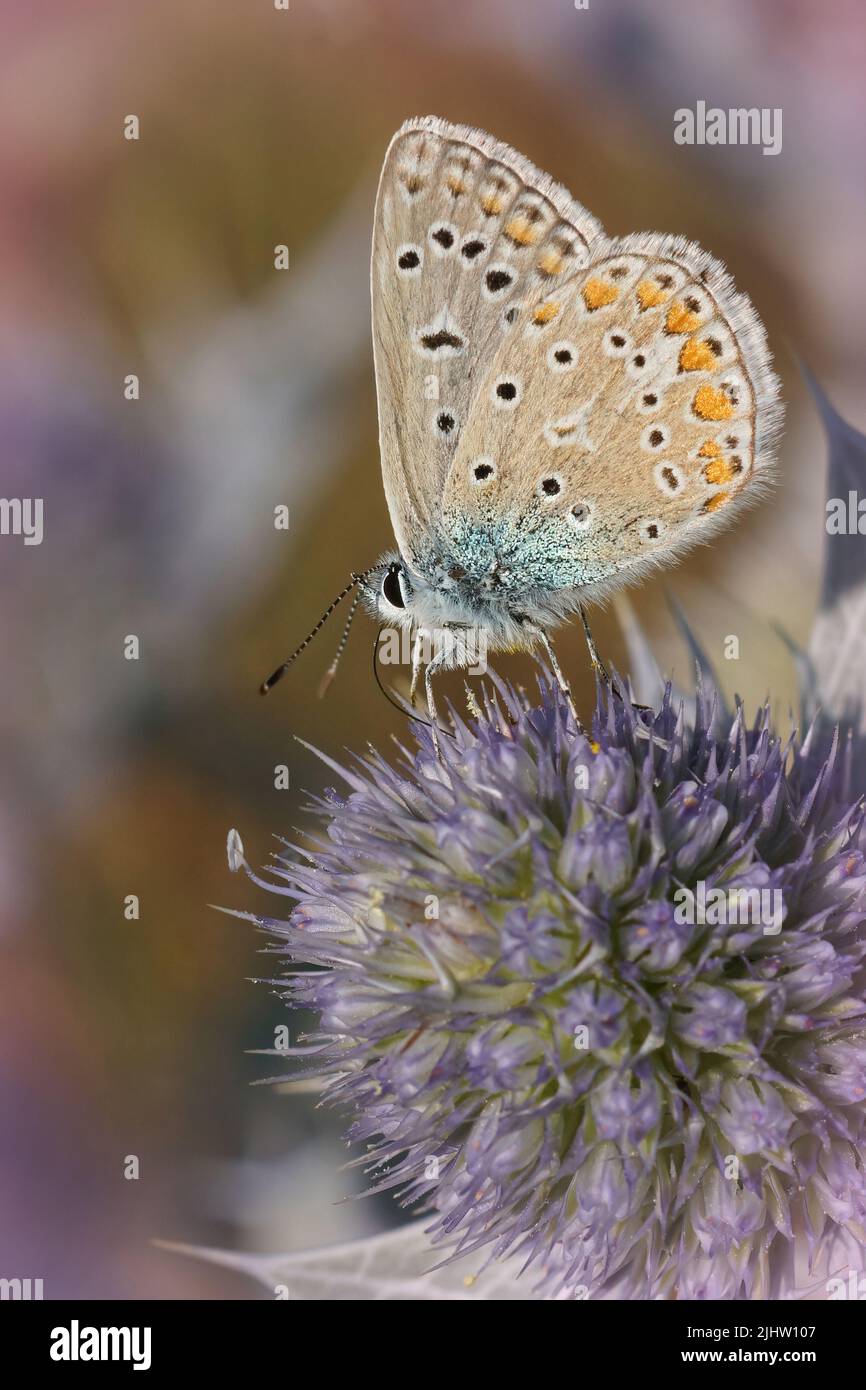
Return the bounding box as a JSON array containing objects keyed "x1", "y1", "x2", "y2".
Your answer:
[{"x1": 371, "y1": 115, "x2": 604, "y2": 566}]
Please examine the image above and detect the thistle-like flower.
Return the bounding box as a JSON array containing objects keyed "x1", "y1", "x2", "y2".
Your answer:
[{"x1": 243, "y1": 675, "x2": 866, "y2": 1300}]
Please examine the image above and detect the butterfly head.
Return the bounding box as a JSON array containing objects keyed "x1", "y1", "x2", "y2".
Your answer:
[
  {"x1": 361, "y1": 553, "x2": 440, "y2": 636},
  {"x1": 359, "y1": 548, "x2": 562, "y2": 662}
]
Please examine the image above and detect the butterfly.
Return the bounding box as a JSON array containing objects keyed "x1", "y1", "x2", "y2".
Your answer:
[{"x1": 262, "y1": 116, "x2": 782, "y2": 752}]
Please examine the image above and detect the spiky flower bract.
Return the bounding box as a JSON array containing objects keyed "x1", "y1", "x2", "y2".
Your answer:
[{"x1": 247, "y1": 677, "x2": 866, "y2": 1299}]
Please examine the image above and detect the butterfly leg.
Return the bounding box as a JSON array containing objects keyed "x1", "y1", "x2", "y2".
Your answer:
[
  {"x1": 577, "y1": 604, "x2": 615, "y2": 686},
  {"x1": 424, "y1": 650, "x2": 448, "y2": 761},
  {"x1": 409, "y1": 628, "x2": 423, "y2": 708},
  {"x1": 522, "y1": 620, "x2": 580, "y2": 726},
  {"x1": 578, "y1": 604, "x2": 654, "y2": 718}
]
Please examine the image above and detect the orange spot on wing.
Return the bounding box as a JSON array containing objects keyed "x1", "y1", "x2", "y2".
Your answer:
[
  {"x1": 698, "y1": 440, "x2": 722, "y2": 458},
  {"x1": 693, "y1": 385, "x2": 734, "y2": 420},
  {"x1": 537, "y1": 248, "x2": 564, "y2": 276},
  {"x1": 679, "y1": 338, "x2": 718, "y2": 373},
  {"x1": 480, "y1": 193, "x2": 503, "y2": 215},
  {"x1": 446, "y1": 175, "x2": 467, "y2": 195},
  {"x1": 583, "y1": 277, "x2": 618, "y2": 310},
  {"x1": 505, "y1": 216, "x2": 538, "y2": 246},
  {"x1": 704, "y1": 458, "x2": 735, "y2": 485},
  {"x1": 532, "y1": 301, "x2": 561, "y2": 324},
  {"x1": 636, "y1": 280, "x2": 667, "y2": 310},
  {"x1": 704, "y1": 491, "x2": 730, "y2": 512},
  {"x1": 666, "y1": 301, "x2": 700, "y2": 334}
]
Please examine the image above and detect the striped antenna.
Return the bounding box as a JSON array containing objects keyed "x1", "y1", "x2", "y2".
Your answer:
[
  {"x1": 317, "y1": 589, "x2": 362, "y2": 698},
  {"x1": 259, "y1": 568, "x2": 375, "y2": 696}
]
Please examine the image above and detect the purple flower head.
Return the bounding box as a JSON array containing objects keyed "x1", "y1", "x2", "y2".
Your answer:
[{"x1": 239, "y1": 673, "x2": 866, "y2": 1299}]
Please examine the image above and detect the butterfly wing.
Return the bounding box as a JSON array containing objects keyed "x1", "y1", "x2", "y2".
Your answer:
[
  {"x1": 371, "y1": 116, "x2": 604, "y2": 568},
  {"x1": 440, "y1": 233, "x2": 782, "y2": 598}
]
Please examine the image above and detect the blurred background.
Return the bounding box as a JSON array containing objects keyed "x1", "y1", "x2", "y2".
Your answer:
[{"x1": 1, "y1": 0, "x2": 864, "y2": 1298}]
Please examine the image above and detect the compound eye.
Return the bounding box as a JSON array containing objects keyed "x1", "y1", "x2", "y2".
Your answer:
[{"x1": 382, "y1": 564, "x2": 406, "y2": 609}]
